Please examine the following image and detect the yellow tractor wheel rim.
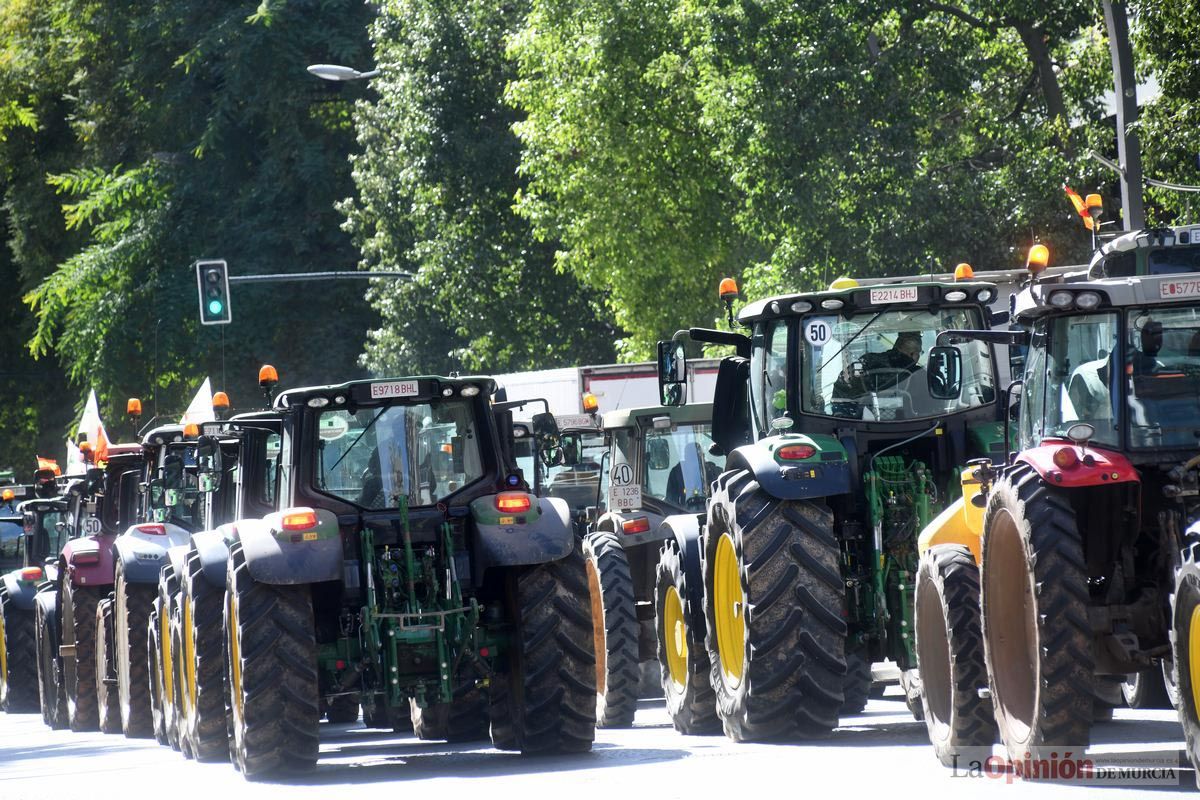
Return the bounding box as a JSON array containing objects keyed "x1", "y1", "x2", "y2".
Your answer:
[
  {"x1": 713, "y1": 533, "x2": 745, "y2": 687},
  {"x1": 160, "y1": 609, "x2": 174, "y2": 706},
  {"x1": 1189, "y1": 605, "x2": 1200, "y2": 718},
  {"x1": 183, "y1": 596, "x2": 197, "y2": 715},
  {"x1": 229, "y1": 596, "x2": 244, "y2": 721},
  {"x1": 664, "y1": 585, "x2": 688, "y2": 690}
]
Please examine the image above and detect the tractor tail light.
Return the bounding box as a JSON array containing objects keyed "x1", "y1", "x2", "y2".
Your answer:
[
  {"x1": 20, "y1": 567, "x2": 43, "y2": 582},
  {"x1": 496, "y1": 493, "x2": 532, "y2": 514},
  {"x1": 1052, "y1": 447, "x2": 1079, "y2": 470},
  {"x1": 281, "y1": 508, "x2": 318, "y2": 530},
  {"x1": 73, "y1": 551, "x2": 100, "y2": 565},
  {"x1": 622, "y1": 518, "x2": 651, "y2": 534},
  {"x1": 135, "y1": 523, "x2": 167, "y2": 536},
  {"x1": 777, "y1": 444, "x2": 817, "y2": 460}
]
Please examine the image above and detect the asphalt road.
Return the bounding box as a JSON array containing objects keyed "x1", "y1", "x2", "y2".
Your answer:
[{"x1": 0, "y1": 690, "x2": 1191, "y2": 799}]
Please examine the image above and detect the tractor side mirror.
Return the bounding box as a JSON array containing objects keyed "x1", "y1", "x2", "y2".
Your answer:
[
  {"x1": 647, "y1": 438, "x2": 671, "y2": 471},
  {"x1": 927, "y1": 346, "x2": 963, "y2": 400},
  {"x1": 532, "y1": 412, "x2": 562, "y2": 467},
  {"x1": 196, "y1": 436, "x2": 223, "y2": 493},
  {"x1": 658, "y1": 340, "x2": 687, "y2": 407}
]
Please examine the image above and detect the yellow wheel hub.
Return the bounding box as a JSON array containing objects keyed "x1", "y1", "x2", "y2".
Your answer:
[
  {"x1": 183, "y1": 597, "x2": 198, "y2": 716},
  {"x1": 664, "y1": 585, "x2": 688, "y2": 690},
  {"x1": 1189, "y1": 605, "x2": 1200, "y2": 717},
  {"x1": 713, "y1": 533, "x2": 745, "y2": 687},
  {"x1": 160, "y1": 608, "x2": 173, "y2": 706},
  {"x1": 229, "y1": 596, "x2": 244, "y2": 721}
]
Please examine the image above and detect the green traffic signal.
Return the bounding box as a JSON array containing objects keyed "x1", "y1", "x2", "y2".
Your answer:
[{"x1": 208, "y1": 299, "x2": 224, "y2": 316}]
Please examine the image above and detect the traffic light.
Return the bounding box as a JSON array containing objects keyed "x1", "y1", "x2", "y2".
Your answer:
[{"x1": 195, "y1": 259, "x2": 232, "y2": 325}]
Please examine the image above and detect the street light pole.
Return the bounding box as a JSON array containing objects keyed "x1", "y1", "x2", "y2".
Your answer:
[
  {"x1": 307, "y1": 64, "x2": 379, "y2": 82},
  {"x1": 1102, "y1": 0, "x2": 1145, "y2": 231}
]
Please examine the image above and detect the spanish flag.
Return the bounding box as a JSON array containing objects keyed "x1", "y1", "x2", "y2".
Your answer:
[{"x1": 1064, "y1": 185, "x2": 1095, "y2": 231}]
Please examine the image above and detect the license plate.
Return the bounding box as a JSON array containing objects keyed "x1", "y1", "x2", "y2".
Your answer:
[
  {"x1": 370, "y1": 380, "x2": 420, "y2": 399},
  {"x1": 556, "y1": 414, "x2": 596, "y2": 430},
  {"x1": 1159, "y1": 280, "x2": 1200, "y2": 300},
  {"x1": 869, "y1": 286, "x2": 919, "y2": 304}
]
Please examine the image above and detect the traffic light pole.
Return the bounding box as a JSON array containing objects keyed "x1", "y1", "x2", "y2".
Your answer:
[{"x1": 1102, "y1": 0, "x2": 1145, "y2": 231}]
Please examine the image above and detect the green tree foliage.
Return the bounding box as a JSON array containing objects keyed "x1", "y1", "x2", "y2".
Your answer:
[
  {"x1": 510, "y1": 0, "x2": 1115, "y2": 355},
  {"x1": 0, "y1": 0, "x2": 377, "y2": 471},
  {"x1": 342, "y1": 0, "x2": 618, "y2": 375}
]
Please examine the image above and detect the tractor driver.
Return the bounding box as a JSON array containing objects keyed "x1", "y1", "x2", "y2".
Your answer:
[{"x1": 835, "y1": 331, "x2": 925, "y2": 397}]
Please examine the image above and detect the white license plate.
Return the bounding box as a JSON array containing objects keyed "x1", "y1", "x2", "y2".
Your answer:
[
  {"x1": 555, "y1": 414, "x2": 595, "y2": 429},
  {"x1": 869, "y1": 286, "x2": 919, "y2": 304},
  {"x1": 1159, "y1": 280, "x2": 1200, "y2": 300},
  {"x1": 370, "y1": 380, "x2": 420, "y2": 399}
]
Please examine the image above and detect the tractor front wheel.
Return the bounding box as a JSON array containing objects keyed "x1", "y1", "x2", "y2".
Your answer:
[
  {"x1": 35, "y1": 598, "x2": 67, "y2": 729},
  {"x1": 62, "y1": 581, "x2": 100, "y2": 731},
  {"x1": 981, "y1": 465, "x2": 1093, "y2": 762},
  {"x1": 225, "y1": 541, "x2": 319, "y2": 777},
  {"x1": 915, "y1": 544, "x2": 996, "y2": 767},
  {"x1": 95, "y1": 598, "x2": 121, "y2": 732},
  {"x1": 488, "y1": 542, "x2": 595, "y2": 754},
  {"x1": 704, "y1": 470, "x2": 845, "y2": 741},
  {"x1": 115, "y1": 569, "x2": 154, "y2": 738},
  {"x1": 0, "y1": 592, "x2": 38, "y2": 712},
  {"x1": 584, "y1": 530, "x2": 639, "y2": 728},
  {"x1": 655, "y1": 541, "x2": 718, "y2": 734},
  {"x1": 1170, "y1": 542, "x2": 1200, "y2": 780},
  {"x1": 179, "y1": 550, "x2": 228, "y2": 761}
]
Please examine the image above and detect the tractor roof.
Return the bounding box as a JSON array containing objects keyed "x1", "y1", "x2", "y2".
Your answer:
[
  {"x1": 275, "y1": 375, "x2": 497, "y2": 409},
  {"x1": 142, "y1": 424, "x2": 184, "y2": 446},
  {"x1": 602, "y1": 402, "x2": 713, "y2": 430},
  {"x1": 737, "y1": 280, "x2": 998, "y2": 326},
  {"x1": 1014, "y1": 271, "x2": 1200, "y2": 321}
]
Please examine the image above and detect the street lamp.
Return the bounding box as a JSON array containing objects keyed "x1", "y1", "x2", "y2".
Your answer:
[{"x1": 306, "y1": 63, "x2": 380, "y2": 82}]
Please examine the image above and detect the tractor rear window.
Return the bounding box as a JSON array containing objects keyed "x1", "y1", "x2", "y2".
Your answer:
[
  {"x1": 316, "y1": 400, "x2": 484, "y2": 508},
  {"x1": 642, "y1": 422, "x2": 723, "y2": 512},
  {"x1": 1126, "y1": 305, "x2": 1200, "y2": 448}
]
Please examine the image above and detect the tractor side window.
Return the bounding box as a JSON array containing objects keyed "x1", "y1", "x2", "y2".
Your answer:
[
  {"x1": 1125, "y1": 304, "x2": 1200, "y2": 448},
  {"x1": 1047, "y1": 312, "x2": 1120, "y2": 447},
  {"x1": 1019, "y1": 323, "x2": 1047, "y2": 451},
  {"x1": 262, "y1": 434, "x2": 281, "y2": 506}
]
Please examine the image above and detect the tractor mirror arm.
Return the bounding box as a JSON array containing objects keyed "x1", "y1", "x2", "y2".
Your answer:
[
  {"x1": 935, "y1": 329, "x2": 1029, "y2": 348},
  {"x1": 679, "y1": 328, "x2": 751, "y2": 358}
]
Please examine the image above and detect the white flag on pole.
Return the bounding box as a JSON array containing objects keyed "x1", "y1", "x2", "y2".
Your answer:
[
  {"x1": 180, "y1": 377, "x2": 215, "y2": 426},
  {"x1": 77, "y1": 388, "x2": 110, "y2": 461}
]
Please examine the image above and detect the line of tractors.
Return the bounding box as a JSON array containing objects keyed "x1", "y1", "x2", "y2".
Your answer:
[{"x1": 1, "y1": 205, "x2": 1200, "y2": 785}]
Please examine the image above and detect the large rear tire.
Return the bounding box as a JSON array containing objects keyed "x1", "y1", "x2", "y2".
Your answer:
[
  {"x1": 981, "y1": 465, "x2": 1092, "y2": 762},
  {"x1": 115, "y1": 569, "x2": 154, "y2": 738},
  {"x1": 35, "y1": 598, "x2": 67, "y2": 729},
  {"x1": 180, "y1": 550, "x2": 228, "y2": 761},
  {"x1": 655, "y1": 540, "x2": 719, "y2": 734},
  {"x1": 152, "y1": 565, "x2": 180, "y2": 749},
  {"x1": 1170, "y1": 542, "x2": 1200, "y2": 780},
  {"x1": 583, "y1": 530, "x2": 639, "y2": 728},
  {"x1": 62, "y1": 581, "x2": 101, "y2": 731},
  {"x1": 487, "y1": 542, "x2": 595, "y2": 754},
  {"x1": 840, "y1": 645, "x2": 871, "y2": 716},
  {"x1": 225, "y1": 541, "x2": 319, "y2": 777},
  {"x1": 704, "y1": 470, "x2": 846, "y2": 741},
  {"x1": 915, "y1": 544, "x2": 996, "y2": 767},
  {"x1": 95, "y1": 597, "x2": 121, "y2": 733},
  {"x1": 0, "y1": 592, "x2": 39, "y2": 712}
]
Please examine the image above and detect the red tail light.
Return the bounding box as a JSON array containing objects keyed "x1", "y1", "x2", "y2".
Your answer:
[
  {"x1": 19, "y1": 567, "x2": 43, "y2": 582},
  {"x1": 496, "y1": 493, "x2": 532, "y2": 514},
  {"x1": 73, "y1": 551, "x2": 100, "y2": 565},
  {"x1": 777, "y1": 444, "x2": 817, "y2": 460},
  {"x1": 281, "y1": 508, "x2": 318, "y2": 531},
  {"x1": 622, "y1": 518, "x2": 650, "y2": 534},
  {"x1": 1052, "y1": 447, "x2": 1078, "y2": 470},
  {"x1": 135, "y1": 523, "x2": 167, "y2": 536}
]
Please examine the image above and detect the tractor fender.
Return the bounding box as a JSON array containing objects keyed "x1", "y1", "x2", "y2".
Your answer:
[
  {"x1": 114, "y1": 521, "x2": 193, "y2": 585},
  {"x1": 471, "y1": 496, "x2": 573, "y2": 580},
  {"x1": 660, "y1": 513, "x2": 706, "y2": 636},
  {"x1": 238, "y1": 509, "x2": 342, "y2": 586},
  {"x1": 1015, "y1": 443, "x2": 1139, "y2": 489},
  {"x1": 163, "y1": 544, "x2": 190, "y2": 584},
  {"x1": 1, "y1": 571, "x2": 40, "y2": 611},
  {"x1": 191, "y1": 526, "x2": 235, "y2": 589},
  {"x1": 34, "y1": 587, "x2": 58, "y2": 641},
  {"x1": 61, "y1": 535, "x2": 116, "y2": 589},
  {"x1": 727, "y1": 435, "x2": 851, "y2": 501},
  {"x1": 593, "y1": 510, "x2": 671, "y2": 547}
]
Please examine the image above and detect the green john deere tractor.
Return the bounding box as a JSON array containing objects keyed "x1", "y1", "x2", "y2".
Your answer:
[{"x1": 654, "y1": 274, "x2": 1009, "y2": 739}]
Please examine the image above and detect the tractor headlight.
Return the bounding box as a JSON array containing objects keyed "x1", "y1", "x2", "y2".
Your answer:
[
  {"x1": 1048, "y1": 291, "x2": 1074, "y2": 309},
  {"x1": 1075, "y1": 291, "x2": 1102, "y2": 310}
]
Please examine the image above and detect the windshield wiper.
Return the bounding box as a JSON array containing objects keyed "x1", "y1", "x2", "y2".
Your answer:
[
  {"x1": 815, "y1": 310, "x2": 886, "y2": 373},
  {"x1": 327, "y1": 406, "x2": 388, "y2": 475}
]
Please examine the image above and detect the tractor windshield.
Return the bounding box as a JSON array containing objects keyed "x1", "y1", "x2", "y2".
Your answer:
[
  {"x1": 641, "y1": 422, "x2": 723, "y2": 512},
  {"x1": 801, "y1": 307, "x2": 995, "y2": 421},
  {"x1": 1125, "y1": 304, "x2": 1200, "y2": 449},
  {"x1": 316, "y1": 399, "x2": 484, "y2": 509},
  {"x1": 1025, "y1": 312, "x2": 1121, "y2": 450},
  {"x1": 0, "y1": 517, "x2": 22, "y2": 571}
]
